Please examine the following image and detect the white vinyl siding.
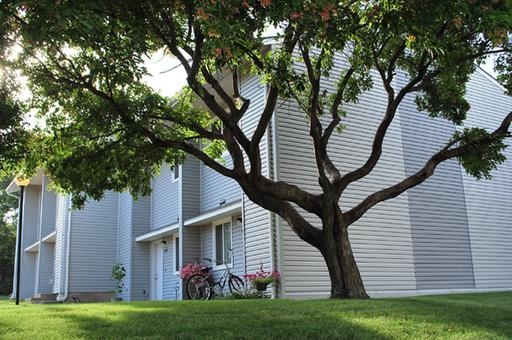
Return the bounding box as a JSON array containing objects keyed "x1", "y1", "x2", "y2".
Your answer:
[
  {"x1": 240, "y1": 74, "x2": 273, "y2": 274},
  {"x1": 131, "y1": 196, "x2": 151, "y2": 301},
  {"x1": 398, "y1": 72, "x2": 475, "y2": 290},
  {"x1": 53, "y1": 195, "x2": 68, "y2": 294},
  {"x1": 117, "y1": 193, "x2": 133, "y2": 300},
  {"x1": 461, "y1": 70, "x2": 512, "y2": 289},
  {"x1": 200, "y1": 157, "x2": 239, "y2": 213},
  {"x1": 151, "y1": 163, "x2": 180, "y2": 230},
  {"x1": 68, "y1": 192, "x2": 118, "y2": 292},
  {"x1": 277, "y1": 53, "x2": 416, "y2": 298},
  {"x1": 19, "y1": 186, "x2": 42, "y2": 298}
]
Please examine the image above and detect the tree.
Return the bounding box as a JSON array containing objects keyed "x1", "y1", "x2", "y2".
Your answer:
[
  {"x1": 0, "y1": 177, "x2": 17, "y2": 295},
  {"x1": 1, "y1": 0, "x2": 511, "y2": 298}
]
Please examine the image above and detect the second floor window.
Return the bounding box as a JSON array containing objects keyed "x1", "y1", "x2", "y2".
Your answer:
[
  {"x1": 172, "y1": 165, "x2": 180, "y2": 182},
  {"x1": 213, "y1": 219, "x2": 232, "y2": 267}
]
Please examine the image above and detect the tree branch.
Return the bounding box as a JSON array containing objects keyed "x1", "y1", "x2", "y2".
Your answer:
[{"x1": 344, "y1": 111, "x2": 512, "y2": 225}]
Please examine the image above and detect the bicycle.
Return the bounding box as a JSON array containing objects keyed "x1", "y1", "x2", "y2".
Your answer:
[{"x1": 186, "y1": 254, "x2": 244, "y2": 300}]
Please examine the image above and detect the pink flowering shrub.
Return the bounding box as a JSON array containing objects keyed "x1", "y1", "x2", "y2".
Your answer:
[
  {"x1": 180, "y1": 262, "x2": 210, "y2": 280},
  {"x1": 244, "y1": 266, "x2": 280, "y2": 285}
]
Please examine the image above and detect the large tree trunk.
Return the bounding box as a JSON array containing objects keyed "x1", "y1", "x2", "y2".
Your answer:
[{"x1": 320, "y1": 224, "x2": 369, "y2": 299}]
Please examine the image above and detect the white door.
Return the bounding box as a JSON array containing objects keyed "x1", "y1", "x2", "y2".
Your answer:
[{"x1": 151, "y1": 241, "x2": 164, "y2": 300}]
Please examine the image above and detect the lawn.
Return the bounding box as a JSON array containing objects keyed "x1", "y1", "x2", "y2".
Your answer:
[{"x1": 0, "y1": 292, "x2": 510, "y2": 339}]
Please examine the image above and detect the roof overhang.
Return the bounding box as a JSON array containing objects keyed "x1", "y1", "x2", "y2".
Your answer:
[
  {"x1": 24, "y1": 241, "x2": 40, "y2": 253},
  {"x1": 5, "y1": 169, "x2": 45, "y2": 194},
  {"x1": 41, "y1": 231, "x2": 56, "y2": 243},
  {"x1": 135, "y1": 223, "x2": 179, "y2": 242},
  {"x1": 184, "y1": 201, "x2": 241, "y2": 227}
]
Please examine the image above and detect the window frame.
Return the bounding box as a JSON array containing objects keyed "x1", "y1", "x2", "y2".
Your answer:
[
  {"x1": 211, "y1": 217, "x2": 233, "y2": 269},
  {"x1": 171, "y1": 164, "x2": 180, "y2": 182}
]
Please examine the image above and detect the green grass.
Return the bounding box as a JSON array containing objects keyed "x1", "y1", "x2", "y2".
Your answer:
[{"x1": 0, "y1": 292, "x2": 510, "y2": 339}]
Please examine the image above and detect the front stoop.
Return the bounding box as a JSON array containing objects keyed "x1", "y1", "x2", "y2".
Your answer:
[{"x1": 26, "y1": 293, "x2": 62, "y2": 304}]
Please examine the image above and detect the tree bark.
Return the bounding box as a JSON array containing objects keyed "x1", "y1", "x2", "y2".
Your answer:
[{"x1": 319, "y1": 220, "x2": 369, "y2": 299}]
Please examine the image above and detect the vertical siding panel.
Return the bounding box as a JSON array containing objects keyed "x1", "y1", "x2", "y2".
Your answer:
[
  {"x1": 37, "y1": 178, "x2": 57, "y2": 294},
  {"x1": 117, "y1": 193, "x2": 132, "y2": 300},
  {"x1": 20, "y1": 186, "x2": 41, "y2": 298},
  {"x1": 462, "y1": 70, "x2": 512, "y2": 289},
  {"x1": 277, "y1": 54, "x2": 416, "y2": 298},
  {"x1": 38, "y1": 243, "x2": 55, "y2": 293},
  {"x1": 240, "y1": 75, "x2": 273, "y2": 274},
  {"x1": 399, "y1": 72, "x2": 475, "y2": 290},
  {"x1": 200, "y1": 158, "x2": 239, "y2": 212},
  {"x1": 53, "y1": 195, "x2": 68, "y2": 294},
  {"x1": 162, "y1": 237, "x2": 180, "y2": 300},
  {"x1": 182, "y1": 157, "x2": 201, "y2": 220},
  {"x1": 131, "y1": 196, "x2": 151, "y2": 301},
  {"x1": 151, "y1": 163, "x2": 180, "y2": 230},
  {"x1": 68, "y1": 192, "x2": 118, "y2": 292}
]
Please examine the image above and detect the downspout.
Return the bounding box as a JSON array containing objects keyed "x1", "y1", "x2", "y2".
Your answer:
[
  {"x1": 266, "y1": 84, "x2": 281, "y2": 299},
  {"x1": 178, "y1": 164, "x2": 184, "y2": 300},
  {"x1": 271, "y1": 96, "x2": 285, "y2": 299},
  {"x1": 57, "y1": 195, "x2": 72, "y2": 302}
]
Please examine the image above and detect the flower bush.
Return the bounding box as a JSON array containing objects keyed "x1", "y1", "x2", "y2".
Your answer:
[
  {"x1": 244, "y1": 266, "x2": 280, "y2": 285},
  {"x1": 180, "y1": 262, "x2": 210, "y2": 280}
]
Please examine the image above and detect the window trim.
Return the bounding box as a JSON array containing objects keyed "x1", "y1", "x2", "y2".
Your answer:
[
  {"x1": 171, "y1": 164, "x2": 180, "y2": 182},
  {"x1": 211, "y1": 217, "x2": 233, "y2": 269}
]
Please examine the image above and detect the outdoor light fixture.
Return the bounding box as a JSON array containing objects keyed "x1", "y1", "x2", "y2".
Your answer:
[
  {"x1": 219, "y1": 199, "x2": 226, "y2": 206},
  {"x1": 14, "y1": 177, "x2": 30, "y2": 305}
]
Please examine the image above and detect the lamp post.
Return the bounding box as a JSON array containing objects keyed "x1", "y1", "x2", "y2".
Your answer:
[{"x1": 14, "y1": 177, "x2": 30, "y2": 305}]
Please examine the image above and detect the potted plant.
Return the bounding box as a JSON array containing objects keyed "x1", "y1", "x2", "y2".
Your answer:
[
  {"x1": 111, "y1": 263, "x2": 126, "y2": 302},
  {"x1": 244, "y1": 265, "x2": 280, "y2": 292}
]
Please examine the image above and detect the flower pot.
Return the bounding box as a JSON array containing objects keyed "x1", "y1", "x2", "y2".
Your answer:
[{"x1": 253, "y1": 281, "x2": 268, "y2": 291}]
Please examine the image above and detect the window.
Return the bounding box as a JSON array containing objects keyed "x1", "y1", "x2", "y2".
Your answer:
[
  {"x1": 213, "y1": 219, "x2": 232, "y2": 266},
  {"x1": 174, "y1": 236, "x2": 180, "y2": 273},
  {"x1": 172, "y1": 164, "x2": 180, "y2": 182}
]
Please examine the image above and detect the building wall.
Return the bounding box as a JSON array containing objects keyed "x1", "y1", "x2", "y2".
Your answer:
[
  {"x1": 399, "y1": 73, "x2": 475, "y2": 290},
  {"x1": 53, "y1": 195, "x2": 68, "y2": 294},
  {"x1": 462, "y1": 70, "x2": 512, "y2": 289},
  {"x1": 117, "y1": 193, "x2": 132, "y2": 300},
  {"x1": 20, "y1": 186, "x2": 42, "y2": 298},
  {"x1": 68, "y1": 192, "x2": 118, "y2": 292},
  {"x1": 276, "y1": 55, "x2": 416, "y2": 298},
  {"x1": 162, "y1": 235, "x2": 181, "y2": 300},
  {"x1": 151, "y1": 163, "x2": 179, "y2": 230},
  {"x1": 200, "y1": 158, "x2": 239, "y2": 213},
  {"x1": 199, "y1": 218, "x2": 244, "y2": 293},
  {"x1": 239, "y1": 74, "x2": 273, "y2": 275},
  {"x1": 37, "y1": 242, "x2": 55, "y2": 293},
  {"x1": 131, "y1": 196, "x2": 151, "y2": 301},
  {"x1": 182, "y1": 157, "x2": 201, "y2": 220}
]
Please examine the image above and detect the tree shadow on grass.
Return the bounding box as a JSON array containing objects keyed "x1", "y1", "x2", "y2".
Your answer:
[
  {"x1": 13, "y1": 292, "x2": 512, "y2": 339},
  {"x1": 44, "y1": 300, "x2": 392, "y2": 340}
]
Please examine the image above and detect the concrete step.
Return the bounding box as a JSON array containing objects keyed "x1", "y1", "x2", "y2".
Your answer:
[{"x1": 27, "y1": 293, "x2": 60, "y2": 304}]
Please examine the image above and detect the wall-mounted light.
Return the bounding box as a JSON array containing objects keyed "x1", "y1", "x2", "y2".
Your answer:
[
  {"x1": 236, "y1": 217, "x2": 243, "y2": 223},
  {"x1": 161, "y1": 239, "x2": 167, "y2": 245},
  {"x1": 219, "y1": 199, "x2": 226, "y2": 206}
]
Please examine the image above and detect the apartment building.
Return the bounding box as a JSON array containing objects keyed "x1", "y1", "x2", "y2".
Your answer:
[{"x1": 7, "y1": 63, "x2": 512, "y2": 301}]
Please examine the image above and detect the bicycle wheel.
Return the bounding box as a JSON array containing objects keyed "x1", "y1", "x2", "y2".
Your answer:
[
  {"x1": 228, "y1": 275, "x2": 244, "y2": 295},
  {"x1": 186, "y1": 274, "x2": 212, "y2": 300}
]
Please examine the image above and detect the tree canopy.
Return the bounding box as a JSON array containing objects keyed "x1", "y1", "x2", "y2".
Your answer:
[{"x1": 0, "y1": 0, "x2": 511, "y2": 298}]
